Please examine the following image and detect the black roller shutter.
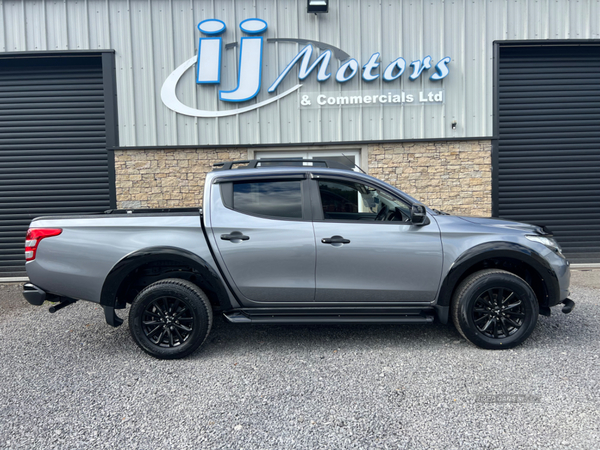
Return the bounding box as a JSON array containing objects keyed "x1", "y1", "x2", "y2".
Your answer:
[
  {"x1": 496, "y1": 44, "x2": 600, "y2": 263},
  {"x1": 0, "y1": 54, "x2": 116, "y2": 277}
]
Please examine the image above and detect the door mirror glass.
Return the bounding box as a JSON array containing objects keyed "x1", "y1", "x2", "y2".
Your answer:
[{"x1": 411, "y1": 204, "x2": 429, "y2": 225}]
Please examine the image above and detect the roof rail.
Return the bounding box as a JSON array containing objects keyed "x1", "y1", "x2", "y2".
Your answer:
[{"x1": 212, "y1": 158, "x2": 355, "y2": 171}]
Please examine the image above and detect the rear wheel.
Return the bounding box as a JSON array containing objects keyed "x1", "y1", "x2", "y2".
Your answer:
[
  {"x1": 129, "y1": 278, "x2": 213, "y2": 359},
  {"x1": 451, "y1": 269, "x2": 539, "y2": 349}
]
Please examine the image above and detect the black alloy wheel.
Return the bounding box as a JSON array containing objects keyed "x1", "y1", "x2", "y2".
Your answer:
[
  {"x1": 129, "y1": 278, "x2": 213, "y2": 359},
  {"x1": 141, "y1": 296, "x2": 195, "y2": 348},
  {"x1": 451, "y1": 269, "x2": 539, "y2": 349},
  {"x1": 472, "y1": 288, "x2": 525, "y2": 339}
]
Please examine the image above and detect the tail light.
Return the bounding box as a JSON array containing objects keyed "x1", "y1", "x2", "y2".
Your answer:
[{"x1": 25, "y1": 228, "x2": 62, "y2": 261}]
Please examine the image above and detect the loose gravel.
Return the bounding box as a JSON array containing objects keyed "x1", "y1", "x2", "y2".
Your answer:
[{"x1": 0, "y1": 274, "x2": 599, "y2": 450}]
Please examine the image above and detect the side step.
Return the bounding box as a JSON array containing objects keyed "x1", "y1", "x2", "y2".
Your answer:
[{"x1": 223, "y1": 311, "x2": 434, "y2": 325}]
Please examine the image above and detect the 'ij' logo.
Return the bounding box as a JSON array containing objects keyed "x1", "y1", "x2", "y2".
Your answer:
[{"x1": 161, "y1": 18, "x2": 451, "y2": 118}]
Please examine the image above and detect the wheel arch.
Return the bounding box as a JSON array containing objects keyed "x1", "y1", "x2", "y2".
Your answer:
[
  {"x1": 437, "y1": 242, "x2": 560, "y2": 310},
  {"x1": 100, "y1": 246, "x2": 233, "y2": 311}
]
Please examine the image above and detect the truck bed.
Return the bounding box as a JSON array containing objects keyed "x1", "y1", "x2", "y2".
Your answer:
[
  {"x1": 31, "y1": 207, "x2": 202, "y2": 222},
  {"x1": 26, "y1": 208, "x2": 212, "y2": 304}
]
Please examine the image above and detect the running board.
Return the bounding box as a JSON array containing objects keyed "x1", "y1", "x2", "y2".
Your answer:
[{"x1": 223, "y1": 311, "x2": 435, "y2": 325}]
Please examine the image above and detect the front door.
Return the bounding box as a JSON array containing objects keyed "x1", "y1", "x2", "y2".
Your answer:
[
  {"x1": 311, "y1": 177, "x2": 443, "y2": 303},
  {"x1": 210, "y1": 178, "x2": 316, "y2": 303}
]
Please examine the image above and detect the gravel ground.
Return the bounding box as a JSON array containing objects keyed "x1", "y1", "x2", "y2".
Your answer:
[{"x1": 0, "y1": 271, "x2": 599, "y2": 450}]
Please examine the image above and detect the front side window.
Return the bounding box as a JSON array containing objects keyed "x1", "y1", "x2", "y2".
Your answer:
[
  {"x1": 318, "y1": 179, "x2": 410, "y2": 221},
  {"x1": 233, "y1": 180, "x2": 302, "y2": 219}
]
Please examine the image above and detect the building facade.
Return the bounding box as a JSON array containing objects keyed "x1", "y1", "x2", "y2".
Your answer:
[{"x1": 1, "y1": 0, "x2": 600, "y2": 276}]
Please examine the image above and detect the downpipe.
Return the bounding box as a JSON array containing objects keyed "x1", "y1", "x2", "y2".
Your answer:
[
  {"x1": 48, "y1": 297, "x2": 77, "y2": 313},
  {"x1": 49, "y1": 298, "x2": 124, "y2": 327}
]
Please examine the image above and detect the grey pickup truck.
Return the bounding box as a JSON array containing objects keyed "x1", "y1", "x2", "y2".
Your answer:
[{"x1": 23, "y1": 159, "x2": 574, "y2": 359}]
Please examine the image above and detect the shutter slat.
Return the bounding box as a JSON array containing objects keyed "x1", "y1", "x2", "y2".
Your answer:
[
  {"x1": 0, "y1": 56, "x2": 110, "y2": 276},
  {"x1": 497, "y1": 45, "x2": 600, "y2": 263}
]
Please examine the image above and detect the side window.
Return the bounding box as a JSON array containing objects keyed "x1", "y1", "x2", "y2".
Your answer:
[
  {"x1": 319, "y1": 180, "x2": 361, "y2": 214},
  {"x1": 233, "y1": 180, "x2": 303, "y2": 219},
  {"x1": 317, "y1": 179, "x2": 411, "y2": 222}
]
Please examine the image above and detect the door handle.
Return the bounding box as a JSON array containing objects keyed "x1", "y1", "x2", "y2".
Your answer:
[
  {"x1": 321, "y1": 235, "x2": 350, "y2": 245},
  {"x1": 221, "y1": 232, "x2": 250, "y2": 241}
]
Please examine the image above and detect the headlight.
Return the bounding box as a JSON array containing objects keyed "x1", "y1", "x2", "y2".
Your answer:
[{"x1": 526, "y1": 235, "x2": 562, "y2": 254}]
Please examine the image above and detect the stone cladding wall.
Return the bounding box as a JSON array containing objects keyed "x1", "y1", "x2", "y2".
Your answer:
[
  {"x1": 367, "y1": 140, "x2": 492, "y2": 216},
  {"x1": 114, "y1": 141, "x2": 492, "y2": 216},
  {"x1": 114, "y1": 148, "x2": 246, "y2": 209}
]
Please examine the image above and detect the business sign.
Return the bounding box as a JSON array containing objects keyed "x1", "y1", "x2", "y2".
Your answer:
[
  {"x1": 299, "y1": 90, "x2": 445, "y2": 108},
  {"x1": 161, "y1": 18, "x2": 451, "y2": 118}
]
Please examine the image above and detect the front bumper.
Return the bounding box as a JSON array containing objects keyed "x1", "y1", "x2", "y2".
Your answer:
[{"x1": 23, "y1": 283, "x2": 46, "y2": 306}]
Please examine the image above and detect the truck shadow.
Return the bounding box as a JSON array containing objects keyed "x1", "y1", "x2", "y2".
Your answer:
[
  {"x1": 54, "y1": 297, "x2": 587, "y2": 359},
  {"x1": 208, "y1": 317, "x2": 461, "y2": 349},
  {"x1": 193, "y1": 306, "x2": 585, "y2": 357}
]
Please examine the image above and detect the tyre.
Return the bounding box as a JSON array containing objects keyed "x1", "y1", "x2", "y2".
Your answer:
[
  {"x1": 451, "y1": 269, "x2": 539, "y2": 350},
  {"x1": 128, "y1": 278, "x2": 213, "y2": 359}
]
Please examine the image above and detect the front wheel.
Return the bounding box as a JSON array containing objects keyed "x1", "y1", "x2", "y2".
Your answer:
[
  {"x1": 451, "y1": 269, "x2": 539, "y2": 350},
  {"x1": 129, "y1": 278, "x2": 213, "y2": 359}
]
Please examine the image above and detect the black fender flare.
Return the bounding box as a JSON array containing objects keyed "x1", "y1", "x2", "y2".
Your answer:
[
  {"x1": 436, "y1": 241, "x2": 560, "y2": 308},
  {"x1": 99, "y1": 246, "x2": 232, "y2": 310}
]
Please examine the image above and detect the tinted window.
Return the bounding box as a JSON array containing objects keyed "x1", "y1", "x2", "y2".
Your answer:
[
  {"x1": 318, "y1": 179, "x2": 411, "y2": 221},
  {"x1": 319, "y1": 181, "x2": 360, "y2": 213},
  {"x1": 233, "y1": 181, "x2": 302, "y2": 219}
]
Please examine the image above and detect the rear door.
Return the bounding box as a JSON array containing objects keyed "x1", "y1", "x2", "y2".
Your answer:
[
  {"x1": 311, "y1": 176, "x2": 443, "y2": 303},
  {"x1": 209, "y1": 176, "x2": 316, "y2": 303}
]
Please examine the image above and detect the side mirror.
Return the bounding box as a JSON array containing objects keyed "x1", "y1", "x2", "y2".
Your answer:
[{"x1": 411, "y1": 204, "x2": 429, "y2": 225}]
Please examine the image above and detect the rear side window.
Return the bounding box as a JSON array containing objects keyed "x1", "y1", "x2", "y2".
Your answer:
[{"x1": 233, "y1": 181, "x2": 303, "y2": 219}]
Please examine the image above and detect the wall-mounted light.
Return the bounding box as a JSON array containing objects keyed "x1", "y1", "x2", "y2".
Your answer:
[
  {"x1": 451, "y1": 120, "x2": 457, "y2": 130},
  {"x1": 307, "y1": 0, "x2": 329, "y2": 14}
]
